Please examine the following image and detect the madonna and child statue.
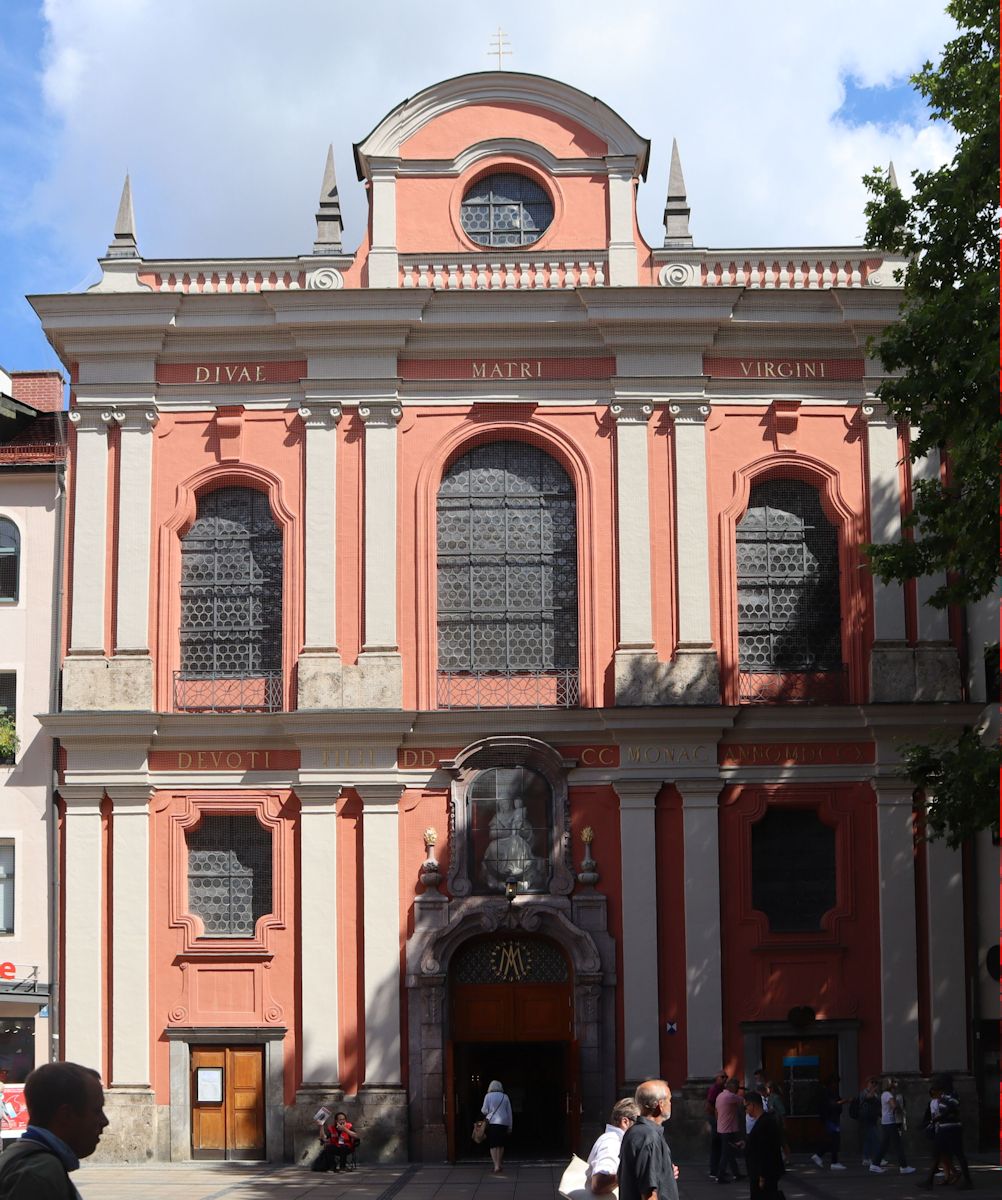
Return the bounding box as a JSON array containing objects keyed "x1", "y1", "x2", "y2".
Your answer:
[{"x1": 477, "y1": 773, "x2": 546, "y2": 892}]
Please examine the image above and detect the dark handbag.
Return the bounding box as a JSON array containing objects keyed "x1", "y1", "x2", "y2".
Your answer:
[{"x1": 472, "y1": 1118, "x2": 487, "y2": 1144}]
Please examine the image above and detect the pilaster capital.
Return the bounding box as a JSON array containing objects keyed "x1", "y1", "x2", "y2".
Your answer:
[
  {"x1": 610, "y1": 400, "x2": 654, "y2": 426},
  {"x1": 115, "y1": 405, "x2": 159, "y2": 433},
  {"x1": 67, "y1": 408, "x2": 120, "y2": 433},
  {"x1": 105, "y1": 783, "x2": 154, "y2": 813},
  {"x1": 355, "y1": 782, "x2": 405, "y2": 814},
  {"x1": 613, "y1": 780, "x2": 661, "y2": 809},
  {"x1": 59, "y1": 783, "x2": 105, "y2": 815},
  {"x1": 669, "y1": 401, "x2": 711, "y2": 425},
  {"x1": 300, "y1": 401, "x2": 342, "y2": 430},
  {"x1": 861, "y1": 401, "x2": 897, "y2": 428},
  {"x1": 358, "y1": 402, "x2": 402, "y2": 428},
  {"x1": 603, "y1": 155, "x2": 637, "y2": 179},
  {"x1": 295, "y1": 782, "x2": 343, "y2": 813},
  {"x1": 871, "y1": 778, "x2": 916, "y2": 807},
  {"x1": 675, "y1": 778, "x2": 723, "y2": 807}
]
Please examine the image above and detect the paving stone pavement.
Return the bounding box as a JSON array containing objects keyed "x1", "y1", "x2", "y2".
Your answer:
[{"x1": 74, "y1": 1157, "x2": 999, "y2": 1199}]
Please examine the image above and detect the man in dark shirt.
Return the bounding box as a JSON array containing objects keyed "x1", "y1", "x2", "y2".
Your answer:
[
  {"x1": 619, "y1": 1079, "x2": 679, "y2": 1200},
  {"x1": 744, "y1": 1091, "x2": 785, "y2": 1200}
]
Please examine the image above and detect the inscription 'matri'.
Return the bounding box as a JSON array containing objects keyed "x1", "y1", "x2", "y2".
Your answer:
[{"x1": 473, "y1": 360, "x2": 542, "y2": 379}]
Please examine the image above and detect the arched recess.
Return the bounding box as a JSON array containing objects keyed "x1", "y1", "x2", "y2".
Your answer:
[
  {"x1": 717, "y1": 453, "x2": 869, "y2": 705},
  {"x1": 413, "y1": 420, "x2": 601, "y2": 709},
  {"x1": 404, "y1": 894, "x2": 616, "y2": 1161},
  {"x1": 155, "y1": 463, "x2": 300, "y2": 712}
]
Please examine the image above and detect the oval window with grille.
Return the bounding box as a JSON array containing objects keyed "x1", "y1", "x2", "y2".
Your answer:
[{"x1": 460, "y1": 172, "x2": 554, "y2": 248}]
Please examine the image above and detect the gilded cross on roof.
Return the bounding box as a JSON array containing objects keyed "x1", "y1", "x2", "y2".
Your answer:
[{"x1": 487, "y1": 26, "x2": 511, "y2": 70}]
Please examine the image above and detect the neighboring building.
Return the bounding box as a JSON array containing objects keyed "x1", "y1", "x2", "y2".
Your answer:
[
  {"x1": 27, "y1": 73, "x2": 995, "y2": 1164},
  {"x1": 0, "y1": 366, "x2": 65, "y2": 1138}
]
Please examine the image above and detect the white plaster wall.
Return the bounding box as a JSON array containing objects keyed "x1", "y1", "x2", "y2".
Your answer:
[{"x1": 0, "y1": 472, "x2": 59, "y2": 1056}]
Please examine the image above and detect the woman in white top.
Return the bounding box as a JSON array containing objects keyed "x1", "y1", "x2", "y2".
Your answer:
[
  {"x1": 871, "y1": 1076, "x2": 915, "y2": 1174},
  {"x1": 481, "y1": 1080, "x2": 513, "y2": 1175}
]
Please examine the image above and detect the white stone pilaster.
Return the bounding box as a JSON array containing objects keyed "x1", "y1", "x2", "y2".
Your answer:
[
  {"x1": 107, "y1": 785, "x2": 152, "y2": 1085},
  {"x1": 301, "y1": 402, "x2": 342, "y2": 652},
  {"x1": 670, "y1": 403, "x2": 713, "y2": 646},
  {"x1": 864, "y1": 404, "x2": 907, "y2": 641},
  {"x1": 677, "y1": 779, "x2": 724, "y2": 1078},
  {"x1": 115, "y1": 408, "x2": 157, "y2": 653},
  {"x1": 367, "y1": 160, "x2": 399, "y2": 288},
  {"x1": 67, "y1": 410, "x2": 115, "y2": 653},
  {"x1": 606, "y1": 158, "x2": 639, "y2": 286},
  {"x1": 298, "y1": 783, "x2": 341, "y2": 1085},
  {"x1": 358, "y1": 783, "x2": 402, "y2": 1086},
  {"x1": 925, "y1": 835, "x2": 968, "y2": 1071},
  {"x1": 61, "y1": 784, "x2": 105, "y2": 1070},
  {"x1": 615, "y1": 780, "x2": 661, "y2": 1083},
  {"x1": 874, "y1": 780, "x2": 919, "y2": 1072},
  {"x1": 911, "y1": 448, "x2": 950, "y2": 642},
  {"x1": 611, "y1": 401, "x2": 655, "y2": 649},
  {"x1": 360, "y1": 402, "x2": 402, "y2": 654}
]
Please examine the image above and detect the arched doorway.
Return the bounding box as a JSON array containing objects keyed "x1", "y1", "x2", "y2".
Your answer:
[{"x1": 448, "y1": 934, "x2": 576, "y2": 1160}]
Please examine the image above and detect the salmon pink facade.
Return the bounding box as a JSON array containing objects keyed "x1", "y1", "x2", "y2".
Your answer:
[{"x1": 28, "y1": 73, "x2": 994, "y2": 1165}]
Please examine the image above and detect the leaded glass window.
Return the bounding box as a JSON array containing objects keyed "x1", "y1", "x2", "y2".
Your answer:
[
  {"x1": 751, "y1": 808, "x2": 836, "y2": 932},
  {"x1": 437, "y1": 442, "x2": 578, "y2": 673},
  {"x1": 736, "y1": 480, "x2": 841, "y2": 672},
  {"x1": 468, "y1": 766, "x2": 552, "y2": 894},
  {"x1": 179, "y1": 487, "x2": 282, "y2": 677},
  {"x1": 187, "y1": 814, "x2": 272, "y2": 937},
  {"x1": 0, "y1": 519, "x2": 18, "y2": 604},
  {"x1": 460, "y1": 172, "x2": 553, "y2": 247}
]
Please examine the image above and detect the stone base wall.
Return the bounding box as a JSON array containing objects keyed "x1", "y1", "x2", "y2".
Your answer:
[
  {"x1": 62, "y1": 654, "x2": 153, "y2": 710},
  {"x1": 614, "y1": 647, "x2": 720, "y2": 705},
  {"x1": 90, "y1": 1087, "x2": 158, "y2": 1163},
  {"x1": 289, "y1": 1086, "x2": 408, "y2": 1166}
]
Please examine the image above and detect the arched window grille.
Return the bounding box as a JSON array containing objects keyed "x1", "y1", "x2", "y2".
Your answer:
[
  {"x1": 177, "y1": 487, "x2": 282, "y2": 711},
  {"x1": 187, "y1": 814, "x2": 272, "y2": 938},
  {"x1": 460, "y1": 172, "x2": 554, "y2": 248},
  {"x1": 736, "y1": 479, "x2": 842, "y2": 674},
  {"x1": 437, "y1": 442, "x2": 578, "y2": 706},
  {"x1": 0, "y1": 519, "x2": 19, "y2": 604}
]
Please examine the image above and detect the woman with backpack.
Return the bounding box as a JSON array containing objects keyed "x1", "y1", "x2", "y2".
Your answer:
[{"x1": 852, "y1": 1076, "x2": 882, "y2": 1168}]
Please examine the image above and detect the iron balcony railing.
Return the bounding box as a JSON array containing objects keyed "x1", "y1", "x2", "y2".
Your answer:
[
  {"x1": 437, "y1": 669, "x2": 580, "y2": 710},
  {"x1": 738, "y1": 665, "x2": 847, "y2": 705},
  {"x1": 173, "y1": 671, "x2": 283, "y2": 713}
]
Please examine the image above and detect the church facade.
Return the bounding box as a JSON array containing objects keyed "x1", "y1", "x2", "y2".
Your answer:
[{"x1": 29, "y1": 72, "x2": 995, "y2": 1164}]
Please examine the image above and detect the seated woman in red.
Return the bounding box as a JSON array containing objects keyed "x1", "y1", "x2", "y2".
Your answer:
[{"x1": 312, "y1": 1111, "x2": 360, "y2": 1173}]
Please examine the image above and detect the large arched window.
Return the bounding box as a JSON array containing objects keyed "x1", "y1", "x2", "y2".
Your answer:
[
  {"x1": 437, "y1": 441, "x2": 578, "y2": 706},
  {"x1": 177, "y1": 487, "x2": 282, "y2": 711},
  {"x1": 736, "y1": 478, "x2": 842, "y2": 675},
  {"x1": 0, "y1": 519, "x2": 19, "y2": 604}
]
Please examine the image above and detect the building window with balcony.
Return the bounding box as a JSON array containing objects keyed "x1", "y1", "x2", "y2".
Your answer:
[
  {"x1": 0, "y1": 673, "x2": 15, "y2": 767},
  {"x1": 186, "y1": 814, "x2": 272, "y2": 938},
  {"x1": 176, "y1": 486, "x2": 283, "y2": 712},
  {"x1": 0, "y1": 840, "x2": 13, "y2": 935},
  {"x1": 437, "y1": 441, "x2": 578, "y2": 708},
  {"x1": 736, "y1": 478, "x2": 842, "y2": 703},
  {"x1": 0, "y1": 518, "x2": 18, "y2": 604}
]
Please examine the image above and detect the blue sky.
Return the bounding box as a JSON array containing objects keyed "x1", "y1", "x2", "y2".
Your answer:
[{"x1": 0, "y1": 0, "x2": 957, "y2": 381}]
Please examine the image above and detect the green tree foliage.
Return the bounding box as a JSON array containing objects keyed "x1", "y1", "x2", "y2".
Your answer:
[
  {"x1": 863, "y1": 0, "x2": 999, "y2": 844},
  {"x1": 863, "y1": 0, "x2": 999, "y2": 607}
]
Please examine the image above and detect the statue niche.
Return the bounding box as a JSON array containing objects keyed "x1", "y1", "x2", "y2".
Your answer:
[{"x1": 445, "y1": 736, "x2": 574, "y2": 898}]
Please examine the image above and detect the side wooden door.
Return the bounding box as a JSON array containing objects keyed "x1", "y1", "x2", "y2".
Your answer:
[{"x1": 191, "y1": 1045, "x2": 265, "y2": 1160}]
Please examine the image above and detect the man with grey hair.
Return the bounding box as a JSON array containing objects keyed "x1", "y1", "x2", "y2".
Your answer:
[
  {"x1": 618, "y1": 1079, "x2": 680, "y2": 1200},
  {"x1": 586, "y1": 1097, "x2": 641, "y2": 1195}
]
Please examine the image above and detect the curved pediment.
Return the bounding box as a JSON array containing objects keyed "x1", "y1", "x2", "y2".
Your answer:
[{"x1": 354, "y1": 71, "x2": 650, "y2": 178}]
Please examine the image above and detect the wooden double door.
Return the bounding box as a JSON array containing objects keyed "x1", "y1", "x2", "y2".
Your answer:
[
  {"x1": 191, "y1": 1045, "x2": 265, "y2": 1160},
  {"x1": 761, "y1": 1034, "x2": 839, "y2": 1151}
]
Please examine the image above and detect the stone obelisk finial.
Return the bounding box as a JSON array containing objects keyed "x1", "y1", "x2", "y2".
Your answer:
[{"x1": 662, "y1": 139, "x2": 692, "y2": 247}]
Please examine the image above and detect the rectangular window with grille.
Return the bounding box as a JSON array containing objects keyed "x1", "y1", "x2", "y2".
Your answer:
[{"x1": 186, "y1": 814, "x2": 272, "y2": 938}]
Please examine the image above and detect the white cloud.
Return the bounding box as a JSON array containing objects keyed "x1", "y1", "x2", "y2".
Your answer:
[{"x1": 25, "y1": 0, "x2": 958, "y2": 273}]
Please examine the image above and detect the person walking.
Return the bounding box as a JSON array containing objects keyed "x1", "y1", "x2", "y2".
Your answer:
[
  {"x1": 920, "y1": 1077, "x2": 973, "y2": 1190},
  {"x1": 764, "y1": 1082, "x2": 790, "y2": 1166},
  {"x1": 618, "y1": 1079, "x2": 679, "y2": 1200},
  {"x1": 585, "y1": 1097, "x2": 640, "y2": 1194},
  {"x1": 811, "y1": 1075, "x2": 847, "y2": 1170},
  {"x1": 705, "y1": 1071, "x2": 727, "y2": 1180},
  {"x1": 714, "y1": 1077, "x2": 745, "y2": 1184},
  {"x1": 855, "y1": 1076, "x2": 882, "y2": 1167},
  {"x1": 480, "y1": 1079, "x2": 513, "y2": 1175},
  {"x1": 871, "y1": 1076, "x2": 916, "y2": 1175},
  {"x1": 743, "y1": 1092, "x2": 785, "y2": 1200},
  {"x1": 0, "y1": 1061, "x2": 109, "y2": 1199}
]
